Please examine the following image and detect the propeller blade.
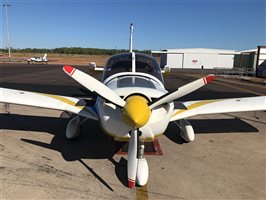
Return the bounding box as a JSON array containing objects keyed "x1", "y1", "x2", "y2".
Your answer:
[
  {"x1": 149, "y1": 74, "x2": 215, "y2": 109},
  {"x1": 63, "y1": 65, "x2": 126, "y2": 107},
  {"x1": 127, "y1": 129, "x2": 138, "y2": 188}
]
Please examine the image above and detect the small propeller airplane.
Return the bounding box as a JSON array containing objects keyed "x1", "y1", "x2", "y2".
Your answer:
[
  {"x1": 0, "y1": 23, "x2": 266, "y2": 188},
  {"x1": 27, "y1": 53, "x2": 48, "y2": 64}
]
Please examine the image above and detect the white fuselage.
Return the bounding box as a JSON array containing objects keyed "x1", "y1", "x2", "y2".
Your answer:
[
  {"x1": 28, "y1": 57, "x2": 47, "y2": 62},
  {"x1": 96, "y1": 72, "x2": 174, "y2": 142},
  {"x1": 28, "y1": 54, "x2": 48, "y2": 63}
]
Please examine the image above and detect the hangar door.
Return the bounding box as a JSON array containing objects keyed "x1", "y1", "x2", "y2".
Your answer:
[
  {"x1": 201, "y1": 54, "x2": 218, "y2": 69},
  {"x1": 183, "y1": 54, "x2": 218, "y2": 69},
  {"x1": 167, "y1": 54, "x2": 183, "y2": 68},
  {"x1": 218, "y1": 55, "x2": 234, "y2": 69}
]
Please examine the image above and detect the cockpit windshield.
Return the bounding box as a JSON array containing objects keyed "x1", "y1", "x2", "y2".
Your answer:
[{"x1": 103, "y1": 53, "x2": 163, "y2": 83}]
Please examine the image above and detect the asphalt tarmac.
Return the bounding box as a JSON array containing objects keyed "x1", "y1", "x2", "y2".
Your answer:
[{"x1": 0, "y1": 63, "x2": 265, "y2": 199}]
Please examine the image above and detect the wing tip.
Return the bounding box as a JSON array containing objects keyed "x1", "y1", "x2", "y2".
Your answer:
[{"x1": 63, "y1": 65, "x2": 75, "y2": 75}]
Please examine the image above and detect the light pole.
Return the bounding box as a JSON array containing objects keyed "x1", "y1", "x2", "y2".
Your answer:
[{"x1": 3, "y1": 3, "x2": 11, "y2": 61}]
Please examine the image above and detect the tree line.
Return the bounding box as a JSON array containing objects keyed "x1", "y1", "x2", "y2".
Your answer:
[{"x1": 0, "y1": 47, "x2": 151, "y2": 55}]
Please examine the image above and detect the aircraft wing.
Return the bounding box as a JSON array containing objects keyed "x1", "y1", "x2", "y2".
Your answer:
[
  {"x1": 170, "y1": 96, "x2": 266, "y2": 121},
  {"x1": 0, "y1": 87, "x2": 98, "y2": 120}
]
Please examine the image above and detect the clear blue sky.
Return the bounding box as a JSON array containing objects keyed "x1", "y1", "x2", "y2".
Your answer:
[{"x1": 1, "y1": 0, "x2": 265, "y2": 51}]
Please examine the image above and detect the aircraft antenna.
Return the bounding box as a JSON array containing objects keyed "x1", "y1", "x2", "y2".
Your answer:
[
  {"x1": 129, "y1": 23, "x2": 133, "y2": 52},
  {"x1": 129, "y1": 23, "x2": 135, "y2": 72}
]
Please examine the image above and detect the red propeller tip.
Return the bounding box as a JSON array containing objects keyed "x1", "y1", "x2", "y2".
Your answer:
[
  {"x1": 128, "y1": 179, "x2": 135, "y2": 188},
  {"x1": 204, "y1": 75, "x2": 215, "y2": 84},
  {"x1": 63, "y1": 65, "x2": 76, "y2": 75}
]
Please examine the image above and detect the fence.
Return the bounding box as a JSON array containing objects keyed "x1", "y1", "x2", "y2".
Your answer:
[{"x1": 213, "y1": 67, "x2": 255, "y2": 77}]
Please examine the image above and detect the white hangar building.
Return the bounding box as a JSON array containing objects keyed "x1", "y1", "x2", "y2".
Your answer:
[{"x1": 152, "y1": 48, "x2": 238, "y2": 69}]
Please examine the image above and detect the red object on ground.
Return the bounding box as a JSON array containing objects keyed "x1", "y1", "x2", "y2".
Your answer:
[
  {"x1": 115, "y1": 138, "x2": 163, "y2": 156},
  {"x1": 128, "y1": 179, "x2": 135, "y2": 188}
]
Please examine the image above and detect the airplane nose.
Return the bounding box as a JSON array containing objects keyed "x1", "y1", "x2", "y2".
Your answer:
[{"x1": 123, "y1": 95, "x2": 151, "y2": 128}]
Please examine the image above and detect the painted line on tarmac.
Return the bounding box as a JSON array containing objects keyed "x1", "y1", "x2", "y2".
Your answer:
[
  {"x1": 136, "y1": 184, "x2": 149, "y2": 200},
  {"x1": 187, "y1": 74, "x2": 266, "y2": 91},
  {"x1": 214, "y1": 80, "x2": 265, "y2": 96},
  {"x1": 215, "y1": 77, "x2": 266, "y2": 89}
]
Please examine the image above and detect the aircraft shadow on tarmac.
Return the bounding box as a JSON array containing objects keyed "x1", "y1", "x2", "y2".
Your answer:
[
  {"x1": 0, "y1": 113, "x2": 259, "y2": 160},
  {"x1": 0, "y1": 110, "x2": 261, "y2": 189},
  {"x1": 164, "y1": 118, "x2": 259, "y2": 144},
  {"x1": 0, "y1": 113, "x2": 259, "y2": 156}
]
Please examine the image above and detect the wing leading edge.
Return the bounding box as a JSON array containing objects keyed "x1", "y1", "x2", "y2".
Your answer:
[
  {"x1": 0, "y1": 87, "x2": 98, "y2": 120},
  {"x1": 171, "y1": 96, "x2": 266, "y2": 121}
]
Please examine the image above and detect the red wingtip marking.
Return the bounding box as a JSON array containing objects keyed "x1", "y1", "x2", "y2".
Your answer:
[
  {"x1": 205, "y1": 75, "x2": 215, "y2": 83},
  {"x1": 128, "y1": 179, "x2": 135, "y2": 188},
  {"x1": 63, "y1": 65, "x2": 75, "y2": 75}
]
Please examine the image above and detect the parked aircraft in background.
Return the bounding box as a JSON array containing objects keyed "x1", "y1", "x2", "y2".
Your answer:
[
  {"x1": 27, "y1": 53, "x2": 48, "y2": 64},
  {"x1": 0, "y1": 23, "x2": 265, "y2": 188}
]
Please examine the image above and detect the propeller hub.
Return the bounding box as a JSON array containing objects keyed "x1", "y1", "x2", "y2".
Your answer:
[{"x1": 123, "y1": 95, "x2": 151, "y2": 128}]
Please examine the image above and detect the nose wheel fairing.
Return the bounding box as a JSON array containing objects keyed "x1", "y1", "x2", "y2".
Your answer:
[{"x1": 136, "y1": 144, "x2": 149, "y2": 186}]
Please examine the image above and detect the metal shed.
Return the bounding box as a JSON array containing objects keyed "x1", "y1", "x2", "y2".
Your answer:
[{"x1": 236, "y1": 46, "x2": 266, "y2": 77}]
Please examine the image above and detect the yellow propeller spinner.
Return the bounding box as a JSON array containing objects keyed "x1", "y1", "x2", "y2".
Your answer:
[{"x1": 122, "y1": 95, "x2": 151, "y2": 128}]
